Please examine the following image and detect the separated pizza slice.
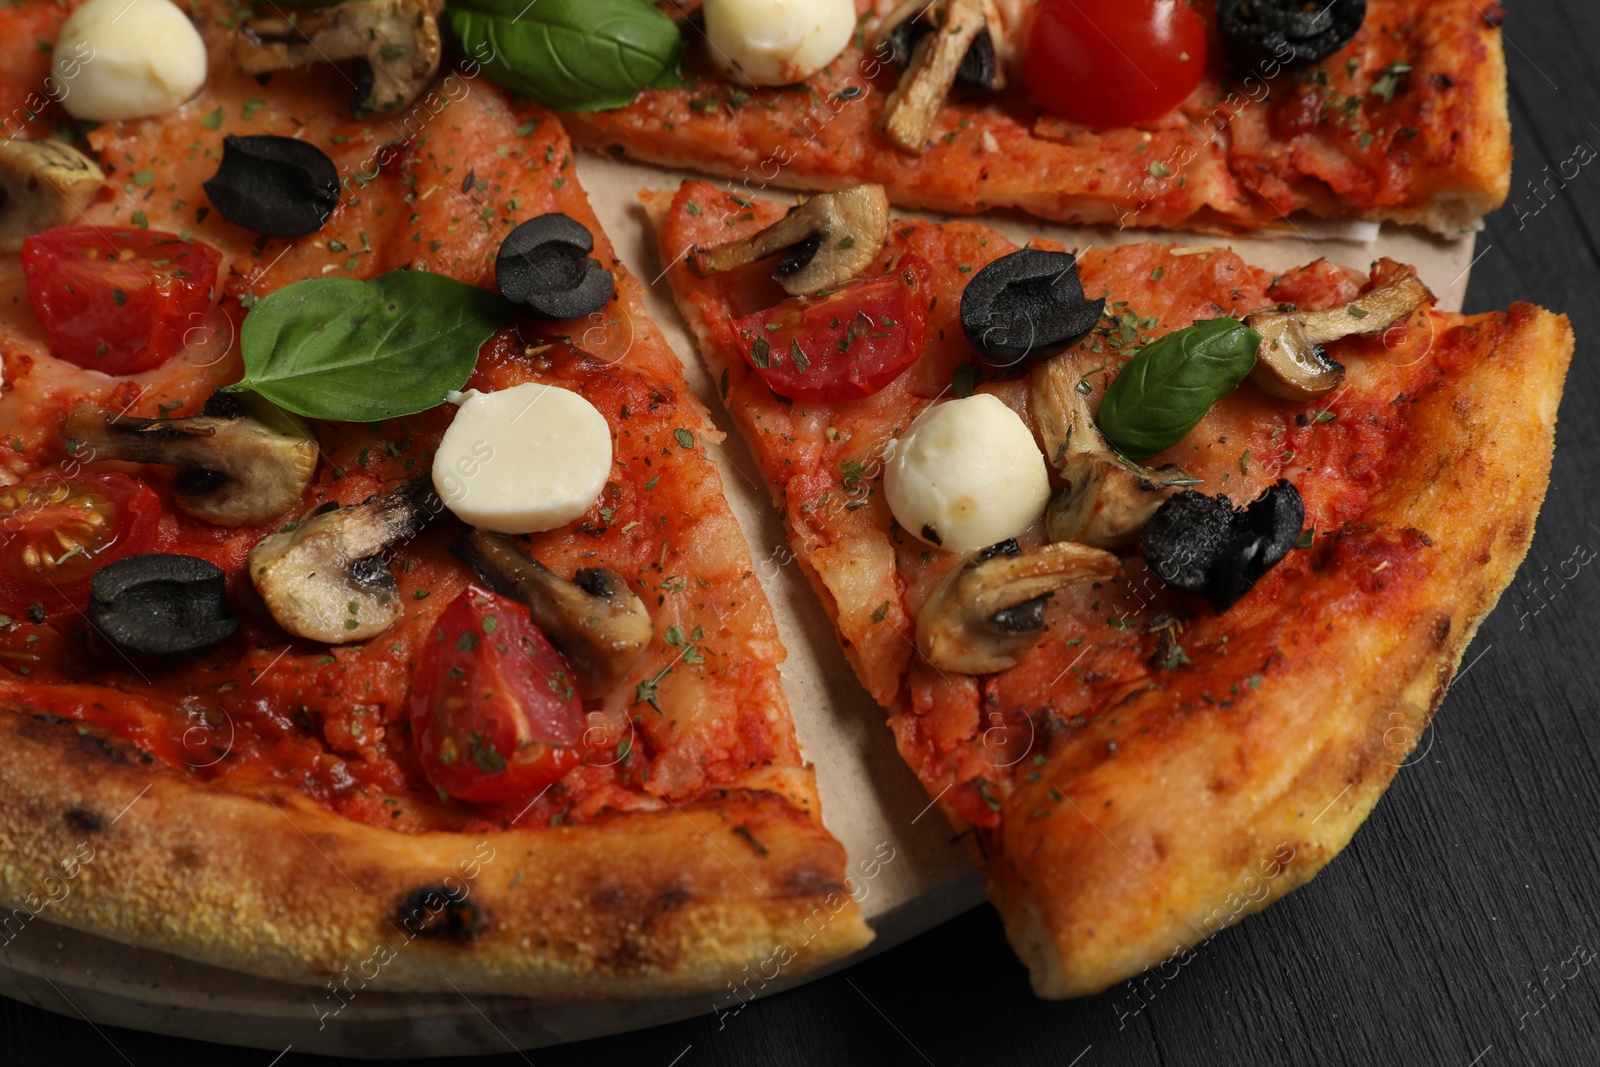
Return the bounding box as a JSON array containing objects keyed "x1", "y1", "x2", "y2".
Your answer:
[
  {"x1": 0, "y1": 5, "x2": 870, "y2": 997},
  {"x1": 647, "y1": 179, "x2": 1572, "y2": 996},
  {"x1": 573, "y1": 0, "x2": 1510, "y2": 236}
]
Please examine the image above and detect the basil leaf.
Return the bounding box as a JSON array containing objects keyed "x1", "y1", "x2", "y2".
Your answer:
[
  {"x1": 231, "y1": 270, "x2": 512, "y2": 422},
  {"x1": 447, "y1": 0, "x2": 683, "y2": 112},
  {"x1": 1096, "y1": 318, "x2": 1262, "y2": 462}
]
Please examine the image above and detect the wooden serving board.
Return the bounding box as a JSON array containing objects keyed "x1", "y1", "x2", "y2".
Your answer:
[{"x1": 0, "y1": 153, "x2": 1481, "y2": 1057}]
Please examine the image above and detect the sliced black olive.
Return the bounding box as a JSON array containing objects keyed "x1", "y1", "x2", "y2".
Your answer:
[
  {"x1": 961, "y1": 249, "x2": 1106, "y2": 370},
  {"x1": 1141, "y1": 480, "x2": 1305, "y2": 613},
  {"x1": 881, "y1": 2, "x2": 1003, "y2": 90},
  {"x1": 495, "y1": 213, "x2": 615, "y2": 321},
  {"x1": 90, "y1": 554, "x2": 239, "y2": 670},
  {"x1": 202, "y1": 135, "x2": 340, "y2": 238},
  {"x1": 1216, "y1": 0, "x2": 1368, "y2": 70}
]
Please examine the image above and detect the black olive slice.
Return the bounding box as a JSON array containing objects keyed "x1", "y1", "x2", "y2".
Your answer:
[
  {"x1": 961, "y1": 249, "x2": 1106, "y2": 370},
  {"x1": 495, "y1": 213, "x2": 615, "y2": 321},
  {"x1": 884, "y1": 7, "x2": 1000, "y2": 89},
  {"x1": 90, "y1": 554, "x2": 239, "y2": 670},
  {"x1": 202, "y1": 135, "x2": 340, "y2": 238},
  {"x1": 1140, "y1": 480, "x2": 1305, "y2": 613},
  {"x1": 1216, "y1": 0, "x2": 1368, "y2": 70}
]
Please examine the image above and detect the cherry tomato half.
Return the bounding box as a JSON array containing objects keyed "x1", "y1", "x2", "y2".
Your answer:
[
  {"x1": 0, "y1": 471, "x2": 162, "y2": 611},
  {"x1": 410, "y1": 587, "x2": 589, "y2": 804},
  {"x1": 1024, "y1": 0, "x2": 1208, "y2": 128},
  {"x1": 21, "y1": 227, "x2": 222, "y2": 375},
  {"x1": 731, "y1": 256, "x2": 931, "y2": 403}
]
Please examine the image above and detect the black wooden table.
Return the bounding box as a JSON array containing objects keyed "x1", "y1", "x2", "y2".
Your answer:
[{"x1": 7, "y1": 2, "x2": 1598, "y2": 1064}]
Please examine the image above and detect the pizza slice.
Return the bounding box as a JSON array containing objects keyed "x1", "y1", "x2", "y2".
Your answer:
[
  {"x1": 0, "y1": 6, "x2": 871, "y2": 997},
  {"x1": 570, "y1": 0, "x2": 1511, "y2": 236},
  {"x1": 647, "y1": 179, "x2": 1572, "y2": 996}
]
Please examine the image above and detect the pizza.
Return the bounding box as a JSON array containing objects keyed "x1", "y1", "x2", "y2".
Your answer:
[
  {"x1": 0, "y1": 2, "x2": 873, "y2": 997},
  {"x1": 0, "y1": 0, "x2": 1564, "y2": 1021},
  {"x1": 646, "y1": 178, "x2": 1572, "y2": 996},
  {"x1": 568, "y1": 0, "x2": 1512, "y2": 236}
]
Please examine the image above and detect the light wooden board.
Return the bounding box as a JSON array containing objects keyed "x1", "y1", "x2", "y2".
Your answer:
[{"x1": 0, "y1": 152, "x2": 1480, "y2": 1057}]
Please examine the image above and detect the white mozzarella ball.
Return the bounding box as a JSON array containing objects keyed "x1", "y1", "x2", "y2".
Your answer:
[
  {"x1": 884, "y1": 393, "x2": 1051, "y2": 554},
  {"x1": 53, "y1": 0, "x2": 208, "y2": 122},
  {"x1": 434, "y1": 385, "x2": 613, "y2": 535},
  {"x1": 703, "y1": 0, "x2": 857, "y2": 87}
]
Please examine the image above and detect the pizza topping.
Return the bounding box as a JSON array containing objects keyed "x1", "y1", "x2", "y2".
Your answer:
[
  {"x1": 411, "y1": 586, "x2": 588, "y2": 803},
  {"x1": 960, "y1": 249, "x2": 1105, "y2": 370},
  {"x1": 202, "y1": 136, "x2": 342, "y2": 239},
  {"x1": 1030, "y1": 354, "x2": 1198, "y2": 548},
  {"x1": 1096, "y1": 318, "x2": 1263, "y2": 462},
  {"x1": 884, "y1": 393, "x2": 1051, "y2": 554},
  {"x1": 690, "y1": 185, "x2": 891, "y2": 296},
  {"x1": 877, "y1": 0, "x2": 1005, "y2": 153},
  {"x1": 235, "y1": 0, "x2": 446, "y2": 114},
  {"x1": 454, "y1": 530, "x2": 652, "y2": 700},
  {"x1": 1024, "y1": 0, "x2": 1207, "y2": 129},
  {"x1": 0, "y1": 140, "x2": 105, "y2": 253},
  {"x1": 450, "y1": 0, "x2": 684, "y2": 112},
  {"x1": 433, "y1": 384, "x2": 612, "y2": 535},
  {"x1": 916, "y1": 539, "x2": 1120, "y2": 674},
  {"x1": 731, "y1": 256, "x2": 930, "y2": 402},
  {"x1": 702, "y1": 0, "x2": 857, "y2": 87},
  {"x1": 1140, "y1": 480, "x2": 1305, "y2": 613},
  {"x1": 232, "y1": 269, "x2": 513, "y2": 422},
  {"x1": 495, "y1": 214, "x2": 615, "y2": 321},
  {"x1": 1216, "y1": 0, "x2": 1367, "y2": 70},
  {"x1": 248, "y1": 477, "x2": 442, "y2": 644},
  {"x1": 53, "y1": 0, "x2": 208, "y2": 122},
  {"x1": 63, "y1": 399, "x2": 319, "y2": 529},
  {"x1": 89, "y1": 555, "x2": 238, "y2": 670},
  {"x1": 879, "y1": 0, "x2": 1004, "y2": 91},
  {"x1": 1246, "y1": 262, "x2": 1434, "y2": 401},
  {"x1": 22, "y1": 227, "x2": 223, "y2": 376},
  {"x1": 0, "y1": 473, "x2": 161, "y2": 612}
]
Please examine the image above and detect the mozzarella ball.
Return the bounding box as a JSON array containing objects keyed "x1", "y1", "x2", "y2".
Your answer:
[
  {"x1": 703, "y1": 0, "x2": 856, "y2": 87},
  {"x1": 434, "y1": 385, "x2": 613, "y2": 535},
  {"x1": 884, "y1": 394, "x2": 1051, "y2": 554},
  {"x1": 53, "y1": 0, "x2": 208, "y2": 122}
]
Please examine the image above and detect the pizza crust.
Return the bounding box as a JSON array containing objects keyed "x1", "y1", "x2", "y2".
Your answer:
[
  {"x1": 0, "y1": 702, "x2": 873, "y2": 997},
  {"x1": 975, "y1": 304, "x2": 1572, "y2": 996}
]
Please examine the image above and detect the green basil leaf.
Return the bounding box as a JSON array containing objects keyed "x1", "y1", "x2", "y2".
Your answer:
[
  {"x1": 1096, "y1": 317, "x2": 1261, "y2": 462},
  {"x1": 231, "y1": 270, "x2": 512, "y2": 422},
  {"x1": 447, "y1": 0, "x2": 683, "y2": 112}
]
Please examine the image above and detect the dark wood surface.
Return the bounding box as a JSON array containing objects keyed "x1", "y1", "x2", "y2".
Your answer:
[{"x1": 7, "y1": 2, "x2": 1599, "y2": 1063}]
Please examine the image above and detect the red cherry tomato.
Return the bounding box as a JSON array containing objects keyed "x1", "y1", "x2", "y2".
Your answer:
[
  {"x1": 731, "y1": 257, "x2": 931, "y2": 403},
  {"x1": 1024, "y1": 0, "x2": 1208, "y2": 128},
  {"x1": 410, "y1": 587, "x2": 589, "y2": 804},
  {"x1": 21, "y1": 227, "x2": 222, "y2": 375},
  {"x1": 0, "y1": 471, "x2": 162, "y2": 611}
]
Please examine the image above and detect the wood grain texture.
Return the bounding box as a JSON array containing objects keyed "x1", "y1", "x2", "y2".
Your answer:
[{"x1": 5, "y1": 0, "x2": 1599, "y2": 1063}]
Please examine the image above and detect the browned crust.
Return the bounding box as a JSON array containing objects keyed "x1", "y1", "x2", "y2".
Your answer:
[
  {"x1": 980, "y1": 304, "x2": 1572, "y2": 996},
  {"x1": 0, "y1": 703, "x2": 872, "y2": 997}
]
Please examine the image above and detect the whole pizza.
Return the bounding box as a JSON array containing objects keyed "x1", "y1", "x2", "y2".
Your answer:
[{"x1": 0, "y1": 0, "x2": 1571, "y2": 1030}]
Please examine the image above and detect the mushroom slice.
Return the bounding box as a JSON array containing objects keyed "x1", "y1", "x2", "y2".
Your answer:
[
  {"x1": 0, "y1": 139, "x2": 105, "y2": 252},
  {"x1": 234, "y1": 0, "x2": 445, "y2": 114},
  {"x1": 876, "y1": 0, "x2": 1005, "y2": 154},
  {"x1": 248, "y1": 477, "x2": 441, "y2": 644},
  {"x1": 917, "y1": 539, "x2": 1119, "y2": 675},
  {"x1": 1029, "y1": 353, "x2": 1198, "y2": 548},
  {"x1": 453, "y1": 530, "x2": 653, "y2": 700},
  {"x1": 688, "y1": 185, "x2": 890, "y2": 296},
  {"x1": 64, "y1": 398, "x2": 318, "y2": 528},
  {"x1": 1246, "y1": 260, "x2": 1435, "y2": 401}
]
